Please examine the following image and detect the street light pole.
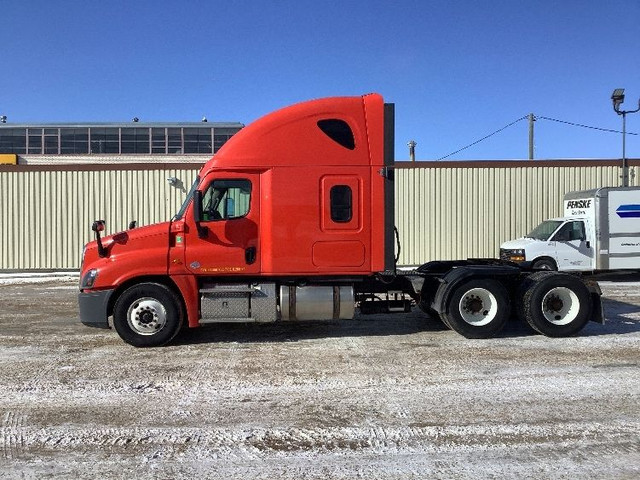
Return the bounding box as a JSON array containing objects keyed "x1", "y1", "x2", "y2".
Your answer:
[
  {"x1": 611, "y1": 88, "x2": 640, "y2": 187},
  {"x1": 623, "y1": 112, "x2": 627, "y2": 185}
]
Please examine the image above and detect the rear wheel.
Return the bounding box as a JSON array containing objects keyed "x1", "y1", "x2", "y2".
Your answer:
[
  {"x1": 441, "y1": 279, "x2": 510, "y2": 339},
  {"x1": 113, "y1": 282, "x2": 184, "y2": 347},
  {"x1": 519, "y1": 272, "x2": 591, "y2": 337}
]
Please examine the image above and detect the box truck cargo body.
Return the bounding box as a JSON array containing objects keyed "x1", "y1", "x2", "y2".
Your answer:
[{"x1": 500, "y1": 187, "x2": 640, "y2": 271}]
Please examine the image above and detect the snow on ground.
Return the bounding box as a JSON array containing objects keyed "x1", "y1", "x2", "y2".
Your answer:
[{"x1": 0, "y1": 275, "x2": 638, "y2": 479}]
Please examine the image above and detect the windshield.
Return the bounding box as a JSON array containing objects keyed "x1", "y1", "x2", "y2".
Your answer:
[
  {"x1": 173, "y1": 176, "x2": 200, "y2": 220},
  {"x1": 526, "y1": 220, "x2": 563, "y2": 241}
]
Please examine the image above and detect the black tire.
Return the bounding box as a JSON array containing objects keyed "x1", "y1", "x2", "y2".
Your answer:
[
  {"x1": 519, "y1": 272, "x2": 591, "y2": 337},
  {"x1": 113, "y1": 282, "x2": 184, "y2": 347},
  {"x1": 438, "y1": 312, "x2": 453, "y2": 330},
  {"x1": 441, "y1": 279, "x2": 510, "y2": 339},
  {"x1": 532, "y1": 258, "x2": 557, "y2": 271}
]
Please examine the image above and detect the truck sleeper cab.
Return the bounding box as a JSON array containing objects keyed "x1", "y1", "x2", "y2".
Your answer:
[{"x1": 79, "y1": 94, "x2": 603, "y2": 347}]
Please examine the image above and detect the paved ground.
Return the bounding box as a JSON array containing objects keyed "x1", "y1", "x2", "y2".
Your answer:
[{"x1": 0, "y1": 274, "x2": 639, "y2": 479}]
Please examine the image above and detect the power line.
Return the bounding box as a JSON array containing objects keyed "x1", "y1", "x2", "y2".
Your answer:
[
  {"x1": 437, "y1": 116, "x2": 528, "y2": 160},
  {"x1": 437, "y1": 114, "x2": 638, "y2": 160},
  {"x1": 536, "y1": 115, "x2": 638, "y2": 136}
]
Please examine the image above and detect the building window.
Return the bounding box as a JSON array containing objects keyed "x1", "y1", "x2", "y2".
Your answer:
[
  {"x1": 330, "y1": 185, "x2": 352, "y2": 222},
  {"x1": 90, "y1": 128, "x2": 119, "y2": 154},
  {"x1": 0, "y1": 128, "x2": 27, "y2": 154},
  {"x1": 121, "y1": 127, "x2": 150, "y2": 154},
  {"x1": 27, "y1": 128, "x2": 43, "y2": 154},
  {"x1": 184, "y1": 127, "x2": 213, "y2": 154},
  {"x1": 1, "y1": 124, "x2": 240, "y2": 156},
  {"x1": 168, "y1": 128, "x2": 182, "y2": 154},
  {"x1": 151, "y1": 128, "x2": 166, "y2": 154},
  {"x1": 213, "y1": 128, "x2": 237, "y2": 153},
  {"x1": 44, "y1": 128, "x2": 59, "y2": 154},
  {"x1": 60, "y1": 128, "x2": 89, "y2": 154}
]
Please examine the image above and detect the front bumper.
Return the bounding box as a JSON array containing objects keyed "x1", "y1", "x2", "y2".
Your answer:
[{"x1": 78, "y1": 289, "x2": 115, "y2": 329}]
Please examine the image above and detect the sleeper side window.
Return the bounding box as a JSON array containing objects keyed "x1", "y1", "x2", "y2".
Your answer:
[
  {"x1": 330, "y1": 185, "x2": 352, "y2": 223},
  {"x1": 201, "y1": 179, "x2": 251, "y2": 221},
  {"x1": 317, "y1": 119, "x2": 355, "y2": 150}
]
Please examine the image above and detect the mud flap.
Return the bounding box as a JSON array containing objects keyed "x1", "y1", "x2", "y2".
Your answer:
[{"x1": 586, "y1": 281, "x2": 605, "y2": 325}]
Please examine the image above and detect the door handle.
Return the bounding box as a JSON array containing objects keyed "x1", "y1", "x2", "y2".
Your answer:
[{"x1": 245, "y1": 246, "x2": 256, "y2": 265}]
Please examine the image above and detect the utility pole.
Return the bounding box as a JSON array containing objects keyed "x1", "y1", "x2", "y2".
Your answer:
[{"x1": 528, "y1": 113, "x2": 535, "y2": 160}]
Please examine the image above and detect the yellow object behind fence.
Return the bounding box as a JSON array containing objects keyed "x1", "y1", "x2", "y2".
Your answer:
[{"x1": 0, "y1": 154, "x2": 17, "y2": 165}]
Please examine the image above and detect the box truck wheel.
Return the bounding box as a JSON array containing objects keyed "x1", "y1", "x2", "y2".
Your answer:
[
  {"x1": 441, "y1": 279, "x2": 510, "y2": 339},
  {"x1": 532, "y1": 258, "x2": 557, "y2": 271},
  {"x1": 113, "y1": 282, "x2": 184, "y2": 347},
  {"x1": 520, "y1": 272, "x2": 591, "y2": 337}
]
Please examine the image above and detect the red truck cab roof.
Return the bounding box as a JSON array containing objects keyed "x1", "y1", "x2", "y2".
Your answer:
[{"x1": 202, "y1": 93, "x2": 386, "y2": 172}]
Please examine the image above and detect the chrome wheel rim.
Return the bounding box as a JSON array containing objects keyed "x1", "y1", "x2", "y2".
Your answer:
[{"x1": 127, "y1": 297, "x2": 167, "y2": 335}]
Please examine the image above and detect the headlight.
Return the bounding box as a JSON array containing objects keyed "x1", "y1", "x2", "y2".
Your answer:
[
  {"x1": 80, "y1": 269, "x2": 98, "y2": 289},
  {"x1": 500, "y1": 249, "x2": 526, "y2": 261}
]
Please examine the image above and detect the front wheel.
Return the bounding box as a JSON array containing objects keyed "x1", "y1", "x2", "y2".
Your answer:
[
  {"x1": 532, "y1": 258, "x2": 557, "y2": 271},
  {"x1": 441, "y1": 279, "x2": 510, "y2": 339},
  {"x1": 519, "y1": 272, "x2": 591, "y2": 337},
  {"x1": 113, "y1": 282, "x2": 184, "y2": 347}
]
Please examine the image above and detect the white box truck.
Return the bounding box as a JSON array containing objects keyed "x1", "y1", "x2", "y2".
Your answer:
[{"x1": 500, "y1": 186, "x2": 640, "y2": 272}]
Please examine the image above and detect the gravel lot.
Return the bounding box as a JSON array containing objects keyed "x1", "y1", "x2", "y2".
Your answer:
[{"x1": 0, "y1": 274, "x2": 639, "y2": 479}]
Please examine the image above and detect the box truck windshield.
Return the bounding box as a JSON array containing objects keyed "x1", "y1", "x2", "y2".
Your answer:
[{"x1": 527, "y1": 220, "x2": 563, "y2": 240}]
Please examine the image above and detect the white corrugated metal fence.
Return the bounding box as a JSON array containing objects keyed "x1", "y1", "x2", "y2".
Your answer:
[{"x1": 0, "y1": 162, "x2": 636, "y2": 269}]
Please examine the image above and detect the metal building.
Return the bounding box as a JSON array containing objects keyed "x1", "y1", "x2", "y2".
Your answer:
[{"x1": 0, "y1": 121, "x2": 243, "y2": 164}]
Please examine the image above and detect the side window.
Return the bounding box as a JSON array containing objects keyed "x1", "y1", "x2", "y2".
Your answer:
[
  {"x1": 553, "y1": 223, "x2": 571, "y2": 241},
  {"x1": 553, "y1": 221, "x2": 585, "y2": 241},
  {"x1": 201, "y1": 179, "x2": 251, "y2": 221},
  {"x1": 330, "y1": 185, "x2": 352, "y2": 222},
  {"x1": 570, "y1": 221, "x2": 586, "y2": 241}
]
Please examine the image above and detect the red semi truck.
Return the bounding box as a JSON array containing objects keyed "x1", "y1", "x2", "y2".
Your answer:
[{"x1": 79, "y1": 94, "x2": 603, "y2": 347}]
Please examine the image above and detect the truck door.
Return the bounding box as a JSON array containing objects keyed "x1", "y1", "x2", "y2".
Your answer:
[
  {"x1": 183, "y1": 173, "x2": 260, "y2": 276},
  {"x1": 551, "y1": 220, "x2": 593, "y2": 271}
]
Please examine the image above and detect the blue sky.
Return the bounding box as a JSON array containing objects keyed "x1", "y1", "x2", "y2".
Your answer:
[{"x1": 1, "y1": 0, "x2": 639, "y2": 160}]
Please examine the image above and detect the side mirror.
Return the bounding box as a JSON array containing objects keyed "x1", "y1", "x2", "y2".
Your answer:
[
  {"x1": 192, "y1": 190, "x2": 208, "y2": 238},
  {"x1": 91, "y1": 220, "x2": 107, "y2": 258}
]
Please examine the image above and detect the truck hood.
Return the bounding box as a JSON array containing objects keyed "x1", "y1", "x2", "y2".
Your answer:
[
  {"x1": 81, "y1": 221, "x2": 172, "y2": 289},
  {"x1": 101, "y1": 222, "x2": 170, "y2": 253},
  {"x1": 500, "y1": 237, "x2": 545, "y2": 249},
  {"x1": 83, "y1": 222, "x2": 171, "y2": 264}
]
